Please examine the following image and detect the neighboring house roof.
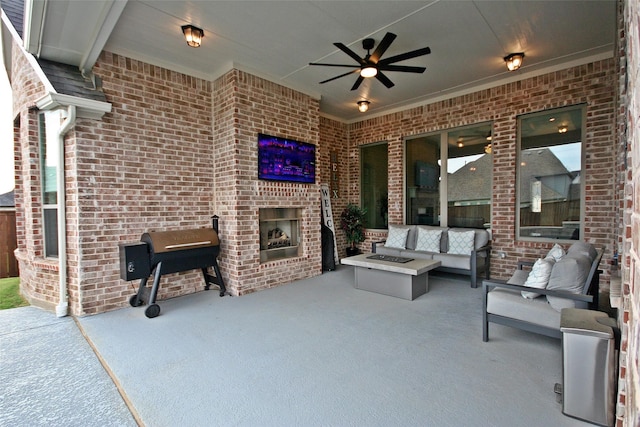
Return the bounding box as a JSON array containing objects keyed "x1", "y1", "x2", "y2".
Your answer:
[
  {"x1": 447, "y1": 148, "x2": 575, "y2": 204},
  {"x1": 447, "y1": 154, "x2": 492, "y2": 203},
  {"x1": 0, "y1": 190, "x2": 15, "y2": 207}
]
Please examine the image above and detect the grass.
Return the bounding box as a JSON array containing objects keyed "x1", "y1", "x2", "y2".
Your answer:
[{"x1": 0, "y1": 277, "x2": 28, "y2": 310}]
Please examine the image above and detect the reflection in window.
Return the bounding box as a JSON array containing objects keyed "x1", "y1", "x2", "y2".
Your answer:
[
  {"x1": 39, "y1": 110, "x2": 63, "y2": 257},
  {"x1": 405, "y1": 123, "x2": 492, "y2": 229},
  {"x1": 517, "y1": 105, "x2": 584, "y2": 241},
  {"x1": 361, "y1": 142, "x2": 388, "y2": 229}
]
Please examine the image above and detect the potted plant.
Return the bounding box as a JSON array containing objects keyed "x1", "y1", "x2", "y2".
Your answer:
[{"x1": 340, "y1": 203, "x2": 367, "y2": 256}]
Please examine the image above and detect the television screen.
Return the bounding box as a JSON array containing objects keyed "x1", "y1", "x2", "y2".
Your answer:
[{"x1": 258, "y1": 133, "x2": 316, "y2": 184}]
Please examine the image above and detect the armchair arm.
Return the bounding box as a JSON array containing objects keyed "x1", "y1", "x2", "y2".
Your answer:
[
  {"x1": 482, "y1": 279, "x2": 594, "y2": 304},
  {"x1": 371, "y1": 240, "x2": 386, "y2": 253},
  {"x1": 517, "y1": 260, "x2": 535, "y2": 270}
]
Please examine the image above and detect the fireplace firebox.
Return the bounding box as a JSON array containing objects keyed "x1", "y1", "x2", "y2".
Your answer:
[{"x1": 259, "y1": 208, "x2": 301, "y2": 262}]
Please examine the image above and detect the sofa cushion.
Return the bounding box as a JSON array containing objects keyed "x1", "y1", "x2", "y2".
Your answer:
[
  {"x1": 521, "y1": 258, "x2": 555, "y2": 299},
  {"x1": 546, "y1": 243, "x2": 566, "y2": 262},
  {"x1": 487, "y1": 287, "x2": 561, "y2": 330},
  {"x1": 385, "y1": 225, "x2": 411, "y2": 249},
  {"x1": 447, "y1": 230, "x2": 476, "y2": 255},
  {"x1": 433, "y1": 253, "x2": 470, "y2": 269},
  {"x1": 415, "y1": 227, "x2": 442, "y2": 253},
  {"x1": 567, "y1": 241, "x2": 597, "y2": 262},
  {"x1": 546, "y1": 252, "x2": 592, "y2": 312}
]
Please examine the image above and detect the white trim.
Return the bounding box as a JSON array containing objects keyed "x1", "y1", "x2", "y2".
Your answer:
[
  {"x1": 79, "y1": 0, "x2": 129, "y2": 75},
  {"x1": 36, "y1": 92, "x2": 112, "y2": 119}
]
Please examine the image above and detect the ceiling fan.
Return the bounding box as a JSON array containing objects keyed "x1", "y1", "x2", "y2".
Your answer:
[{"x1": 309, "y1": 32, "x2": 431, "y2": 91}]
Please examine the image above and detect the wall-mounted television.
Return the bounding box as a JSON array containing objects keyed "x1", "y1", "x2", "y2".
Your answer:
[{"x1": 258, "y1": 133, "x2": 316, "y2": 184}]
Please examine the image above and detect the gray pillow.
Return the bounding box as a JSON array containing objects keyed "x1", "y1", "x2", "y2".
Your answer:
[
  {"x1": 566, "y1": 242, "x2": 597, "y2": 262},
  {"x1": 546, "y1": 253, "x2": 591, "y2": 311}
]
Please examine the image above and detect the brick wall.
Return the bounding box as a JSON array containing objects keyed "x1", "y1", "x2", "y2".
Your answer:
[
  {"x1": 212, "y1": 69, "x2": 323, "y2": 295},
  {"x1": 348, "y1": 59, "x2": 618, "y2": 285},
  {"x1": 10, "y1": 37, "x2": 61, "y2": 311},
  {"x1": 619, "y1": 0, "x2": 639, "y2": 424}
]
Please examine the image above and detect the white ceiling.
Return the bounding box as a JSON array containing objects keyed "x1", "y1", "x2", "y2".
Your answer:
[{"x1": 25, "y1": 0, "x2": 617, "y2": 122}]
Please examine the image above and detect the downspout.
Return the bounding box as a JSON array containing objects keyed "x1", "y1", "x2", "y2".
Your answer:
[{"x1": 55, "y1": 105, "x2": 76, "y2": 317}]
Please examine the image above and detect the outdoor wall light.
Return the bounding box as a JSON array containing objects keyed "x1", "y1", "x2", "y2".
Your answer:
[
  {"x1": 357, "y1": 100, "x2": 370, "y2": 112},
  {"x1": 182, "y1": 24, "x2": 204, "y2": 48},
  {"x1": 504, "y1": 52, "x2": 525, "y2": 71}
]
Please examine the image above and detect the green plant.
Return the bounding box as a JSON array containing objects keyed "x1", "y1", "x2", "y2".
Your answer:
[
  {"x1": 0, "y1": 277, "x2": 28, "y2": 310},
  {"x1": 340, "y1": 203, "x2": 367, "y2": 248}
]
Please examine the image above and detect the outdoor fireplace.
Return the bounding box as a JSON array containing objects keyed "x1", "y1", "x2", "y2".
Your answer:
[{"x1": 259, "y1": 208, "x2": 301, "y2": 262}]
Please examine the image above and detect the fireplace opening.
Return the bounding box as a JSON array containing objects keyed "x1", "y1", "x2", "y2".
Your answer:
[{"x1": 259, "y1": 208, "x2": 301, "y2": 262}]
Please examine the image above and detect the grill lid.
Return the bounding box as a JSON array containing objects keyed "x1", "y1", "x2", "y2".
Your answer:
[{"x1": 141, "y1": 228, "x2": 219, "y2": 254}]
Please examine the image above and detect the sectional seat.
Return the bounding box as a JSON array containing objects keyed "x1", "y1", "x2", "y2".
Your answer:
[{"x1": 371, "y1": 225, "x2": 491, "y2": 288}]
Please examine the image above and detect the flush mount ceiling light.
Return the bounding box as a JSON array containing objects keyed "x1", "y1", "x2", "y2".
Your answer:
[
  {"x1": 182, "y1": 24, "x2": 204, "y2": 48},
  {"x1": 504, "y1": 52, "x2": 525, "y2": 71},
  {"x1": 357, "y1": 100, "x2": 370, "y2": 112}
]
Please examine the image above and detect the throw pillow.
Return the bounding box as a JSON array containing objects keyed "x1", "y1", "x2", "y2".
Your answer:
[
  {"x1": 545, "y1": 243, "x2": 565, "y2": 262},
  {"x1": 521, "y1": 258, "x2": 555, "y2": 299},
  {"x1": 447, "y1": 230, "x2": 476, "y2": 255},
  {"x1": 546, "y1": 253, "x2": 592, "y2": 311},
  {"x1": 415, "y1": 228, "x2": 442, "y2": 253},
  {"x1": 385, "y1": 226, "x2": 410, "y2": 249}
]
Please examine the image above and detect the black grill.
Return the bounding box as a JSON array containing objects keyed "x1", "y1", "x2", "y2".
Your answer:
[{"x1": 121, "y1": 218, "x2": 226, "y2": 318}]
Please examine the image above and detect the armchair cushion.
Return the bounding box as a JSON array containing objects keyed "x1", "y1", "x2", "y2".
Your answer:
[
  {"x1": 521, "y1": 258, "x2": 555, "y2": 299},
  {"x1": 546, "y1": 243, "x2": 566, "y2": 261},
  {"x1": 546, "y1": 252, "x2": 592, "y2": 311}
]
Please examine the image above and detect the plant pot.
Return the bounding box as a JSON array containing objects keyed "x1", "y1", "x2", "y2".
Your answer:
[{"x1": 346, "y1": 247, "x2": 361, "y2": 257}]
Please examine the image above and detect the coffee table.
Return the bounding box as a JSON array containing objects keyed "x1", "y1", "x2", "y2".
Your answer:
[{"x1": 341, "y1": 254, "x2": 441, "y2": 300}]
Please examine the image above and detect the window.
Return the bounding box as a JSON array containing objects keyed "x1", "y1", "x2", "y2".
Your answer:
[
  {"x1": 39, "y1": 110, "x2": 63, "y2": 257},
  {"x1": 405, "y1": 123, "x2": 492, "y2": 228},
  {"x1": 517, "y1": 105, "x2": 584, "y2": 241},
  {"x1": 360, "y1": 142, "x2": 388, "y2": 229}
]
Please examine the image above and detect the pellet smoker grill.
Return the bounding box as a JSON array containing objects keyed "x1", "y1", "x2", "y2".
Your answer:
[{"x1": 120, "y1": 217, "x2": 226, "y2": 318}]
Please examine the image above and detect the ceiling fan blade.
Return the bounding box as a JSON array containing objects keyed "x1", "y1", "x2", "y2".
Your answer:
[
  {"x1": 375, "y1": 71, "x2": 395, "y2": 89},
  {"x1": 334, "y1": 42, "x2": 367, "y2": 65},
  {"x1": 378, "y1": 46, "x2": 431, "y2": 65},
  {"x1": 377, "y1": 64, "x2": 426, "y2": 73},
  {"x1": 320, "y1": 69, "x2": 360, "y2": 84},
  {"x1": 309, "y1": 62, "x2": 362, "y2": 68},
  {"x1": 350, "y1": 75, "x2": 365, "y2": 91},
  {"x1": 369, "y1": 32, "x2": 397, "y2": 63}
]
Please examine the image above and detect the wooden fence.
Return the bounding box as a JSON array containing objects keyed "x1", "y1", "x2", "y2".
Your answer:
[{"x1": 0, "y1": 210, "x2": 18, "y2": 278}]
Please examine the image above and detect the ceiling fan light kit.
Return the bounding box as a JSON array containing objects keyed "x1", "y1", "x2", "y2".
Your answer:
[
  {"x1": 309, "y1": 32, "x2": 430, "y2": 90},
  {"x1": 504, "y1": 52, "x2": 525, "y2": 71}
]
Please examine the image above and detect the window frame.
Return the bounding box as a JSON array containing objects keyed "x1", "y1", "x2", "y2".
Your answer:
[
  {"x1": 515, "y1": 104, "x2": 586, "y2": 243},
  {"x1": 360, "y1": 141, "x2": 389, "y2": 230}
]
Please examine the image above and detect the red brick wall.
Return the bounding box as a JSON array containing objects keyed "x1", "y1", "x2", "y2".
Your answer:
[
  {"x1": 619, "y1": 0, "x2": 639, "y2": 424},
  {"x1": 348, "y1": 59, "x2": 618, "y2": 284},
  {"x1": 318, "y1": 117, "x2": 349, "y2": 257},
  {"x1": 212, "y1": 69, "x2": 323, "y2": 295},
  {"x1": 10, "y1": 37, "x2": 62, "y2": 311}
]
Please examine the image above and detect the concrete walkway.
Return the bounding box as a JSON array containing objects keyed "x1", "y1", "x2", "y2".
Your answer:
[{"x1": 0, "y1": 306, "x2": 137, "y2": 427}]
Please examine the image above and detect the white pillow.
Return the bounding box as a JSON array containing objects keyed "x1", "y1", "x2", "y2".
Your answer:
[
  {"x1": 415, "y1": 228, "x2": 442, "y2": 252},
  {"x1": 447, "y1": 230, "x2": 475, "y2": 255},
  {"x1": 385, "y1": 226, "x2": 410, "y2": 249},
  {"x1": 521, "y1": 258, "x2": 555, "y2": 299},
  {"x1": 546, "y1": 243, "x2": 565, "y2": 262}
]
